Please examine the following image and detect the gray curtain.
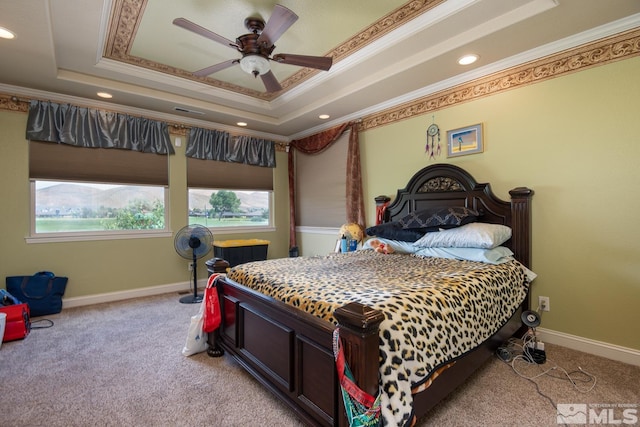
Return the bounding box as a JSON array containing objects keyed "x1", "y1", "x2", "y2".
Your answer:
[
  {"x1": 186, "y1": 127, "x2": 275, "y2": 168},
  {"x1": 25, "y1": 100, "x2": 174, "y2": 154}
]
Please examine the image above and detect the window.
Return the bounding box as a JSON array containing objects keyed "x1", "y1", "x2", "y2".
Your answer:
[
  {"x1": 29, "y1": 141, "x2": 170, "y2": 240},
  {"x1": 33, "y1": 180, "x2": 167, "y2": 234},
  {"x1": 187, "y1": 157, "x2": 274, "y2": 231},
  {"x1": 188, "y1": 188, "x2": 272, "y2": 229}
]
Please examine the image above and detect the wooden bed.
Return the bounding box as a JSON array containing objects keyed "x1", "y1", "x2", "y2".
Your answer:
[{"x1": 208, "y1": 163, "x2": 533, "y2": 426}]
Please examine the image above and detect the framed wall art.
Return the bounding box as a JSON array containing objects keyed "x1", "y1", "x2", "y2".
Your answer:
[{"x1": 447, "y1": 123, "x2": 483, "y2": 157}]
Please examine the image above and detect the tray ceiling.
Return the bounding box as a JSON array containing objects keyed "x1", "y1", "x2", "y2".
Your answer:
[{"x1": 1, "y1": 0, "x2": 639, "y2": 139}]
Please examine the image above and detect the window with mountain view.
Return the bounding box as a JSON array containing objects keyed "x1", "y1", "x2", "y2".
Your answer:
[
  {"x1": 33, "y1": 180, "x2": 167, "y2": 234},
  {"x1": 188, "y1": 188, "x2": 271, "y2": 229}
]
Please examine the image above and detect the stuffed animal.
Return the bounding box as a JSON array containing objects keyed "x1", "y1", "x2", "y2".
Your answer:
[{"x1": 368, "y1": 239, "x2": 394, "y2": 254}]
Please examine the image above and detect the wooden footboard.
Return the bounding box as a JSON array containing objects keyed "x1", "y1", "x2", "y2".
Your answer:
[
  {"x1": 211, "y1": 276, "x2": 524, "y2": 426},
  {"x1": 213, "y1": 276, "x2": 383, "y2": 427},
  {"x1": 210, "y1": 278, "x2": 521, "y2": 427}
]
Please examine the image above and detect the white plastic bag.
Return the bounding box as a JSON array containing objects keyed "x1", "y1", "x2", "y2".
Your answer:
[{"x1": 182, "y1": 301, "x2": 208, "y2": 356}]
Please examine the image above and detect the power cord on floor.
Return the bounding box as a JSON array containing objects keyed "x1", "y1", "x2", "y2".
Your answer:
[
  {"x1": 496, "y1": 332, "x2": 597, "y2": 418},
  {"x1": 31, "y1": 319, "x2": 54, "y2": 329}
]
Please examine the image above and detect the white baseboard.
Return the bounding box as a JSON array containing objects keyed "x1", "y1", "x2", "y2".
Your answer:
[
  {"x1": 62, "y1": 281, "x2": 193, "y2": 309},
  {"x1": 538, "y1": 327, "x2": 640, "y2": 367}
]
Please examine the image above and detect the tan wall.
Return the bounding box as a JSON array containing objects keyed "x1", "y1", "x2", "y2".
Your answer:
[
  {"x1": 0, "y1": 113, "x2": 290, "y2": 299},
  {"x1": 357, "y1": 56, "x2": 640, "y2": 350}
]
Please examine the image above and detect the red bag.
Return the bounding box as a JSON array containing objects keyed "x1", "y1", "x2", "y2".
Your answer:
[
  {"x1": 203, "y1": 274, "x2": 222, "y2": 333},
  {"x1": 1, "y1": 303, "x2": 31, "y2": 342}
]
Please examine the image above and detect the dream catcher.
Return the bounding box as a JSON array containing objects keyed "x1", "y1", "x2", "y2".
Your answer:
[{"x1": 425, "y1": 117, "x2": 441, "y2": 159}]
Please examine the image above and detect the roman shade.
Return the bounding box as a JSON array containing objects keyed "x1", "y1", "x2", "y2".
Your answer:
[
  {"x1": 29, "y1": 141, "x2": 169, "y2": 186},
  {"x1": 294, "y1": 131, "x2": 348, "y2": 227},
  {"x1": 187, "y1": 158, "x2": 273, "y2": 191}
]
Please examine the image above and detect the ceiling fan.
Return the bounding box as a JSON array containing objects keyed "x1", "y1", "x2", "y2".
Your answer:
[{"x1": 173, "y1": 4, "x2": 333, "y2": 93}]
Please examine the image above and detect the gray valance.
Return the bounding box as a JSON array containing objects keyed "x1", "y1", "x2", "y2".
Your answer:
[
  {"x1": 185, "y1": 127, "x2": 276, "y2": 168},
  {"x1": 25, "y1": 100, "x2": 174, "y2": 155}
]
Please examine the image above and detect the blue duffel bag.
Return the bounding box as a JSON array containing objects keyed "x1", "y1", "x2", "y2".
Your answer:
[{"x1": 6, "y1": 271, "x2": 68, "y2": 317}]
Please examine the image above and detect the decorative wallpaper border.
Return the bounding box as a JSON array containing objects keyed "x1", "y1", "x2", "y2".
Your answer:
[
  {"x1": 0, "y1": 95, "x2": 28, "y2": 113},
  {"x1": 103, "y1": 0, "x2": 443, "y2": 101},
  {"x1": 359, "y1": 27, "x2": 640, "y2": 131}
]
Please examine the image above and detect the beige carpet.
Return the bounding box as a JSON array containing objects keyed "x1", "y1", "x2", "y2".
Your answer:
[{"x1": 0, "y1": 293, "x2": 637, "y2": 427}]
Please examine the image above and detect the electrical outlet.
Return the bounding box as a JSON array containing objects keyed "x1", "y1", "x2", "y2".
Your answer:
[
  {"x1": 538, "y1": 296, "x2": 550, "y2": 312},
  {"x1": 187, "y1": 262, "x2": 193, "y2": 271}
]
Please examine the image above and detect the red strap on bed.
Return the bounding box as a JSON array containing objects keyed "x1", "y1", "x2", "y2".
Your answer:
[
  {"x1": 334, "y1": 329, "x2": 377, "y2": 408},
  {"x1": 203, "y1": 273, "x2": 222, "y2": 333}
]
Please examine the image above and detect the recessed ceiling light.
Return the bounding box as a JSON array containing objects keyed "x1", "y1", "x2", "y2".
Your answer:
[
  {"x1": 458, "y1": 54, "x2": 479, "y2": 65},
  {"x1": 0, "y1": 27, "x2": 16, "y2": 40},
  {"x1": 237, "y1": 122, "x2": 248, "y2": 127},
  {"x1": 318, "y1": 114, "x2": 330, "y2": 120},
  {"x1": 97, "y1": 92, "x2": 113, "y2": 99}
]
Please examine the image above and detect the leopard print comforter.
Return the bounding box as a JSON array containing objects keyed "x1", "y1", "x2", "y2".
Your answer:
[{"x1": 227, "y1": 250, "x2": 530, "y2": 426}]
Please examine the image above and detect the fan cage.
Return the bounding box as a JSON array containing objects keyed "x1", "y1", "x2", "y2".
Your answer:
[{"x1": 174, "y1": 224, "x2": 213, "y2": 260}]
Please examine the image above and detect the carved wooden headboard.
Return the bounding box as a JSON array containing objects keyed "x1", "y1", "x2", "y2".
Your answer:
[{"x1": 384, "y1": 164, "x2": 534, "y2": 268}]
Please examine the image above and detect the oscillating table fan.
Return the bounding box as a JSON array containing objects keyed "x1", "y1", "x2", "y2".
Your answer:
[{"x1": 174, "y1": 224, "x2": 213, "y2": 304}]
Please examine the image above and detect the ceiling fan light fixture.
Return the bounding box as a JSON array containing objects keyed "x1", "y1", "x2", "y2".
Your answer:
[{"x1": 240, "y1": 55, "x2": 270, "y2": 76}]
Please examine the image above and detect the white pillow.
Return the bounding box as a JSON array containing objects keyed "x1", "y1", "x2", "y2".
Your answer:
[
  {"x1": 413, "y1": 246, "x2": 514, "y2": 264},
  {"x1": 413, "y1": 222, "x2": 512, "y2": 249}
]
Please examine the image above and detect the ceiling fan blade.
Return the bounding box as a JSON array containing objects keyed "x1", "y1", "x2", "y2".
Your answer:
[
  {"x1": 173, "y1": 18, "x2": 237, "y2": 49},
  {"x1": 193, "y1": 59, "x2": 238, "y2": 77},
  {"x1": 272, "y1": 53, "x2": 332, "y2": 71},
  {"x1": 260, "y1": 70, "x2": 283, "y2": 93},
  {"x1": 256, "y1": 5, "x2": 298, "y2": 46}
]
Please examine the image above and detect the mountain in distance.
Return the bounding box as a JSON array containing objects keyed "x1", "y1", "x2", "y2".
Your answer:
[
  {"x1": 36, "y1": 183, "x2": 267, "y2": 212},
  {"x1": 37, "y1": 183, "x2": 103, "y2": 208},
  {"x1": 36, "y1": 183, "x2": 162, "y2": 210}
]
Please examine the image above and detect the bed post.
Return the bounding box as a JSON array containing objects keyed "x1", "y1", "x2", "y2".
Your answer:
[
  {"x1": 509, "y1": 187, "x2": 534, "y2": 332},
  {"x1": 334, "y1": 302, "x2": 385, "y2": 421},
  {"x1": 509, "y1": 187, "x2": 534, "y2": 269}
]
